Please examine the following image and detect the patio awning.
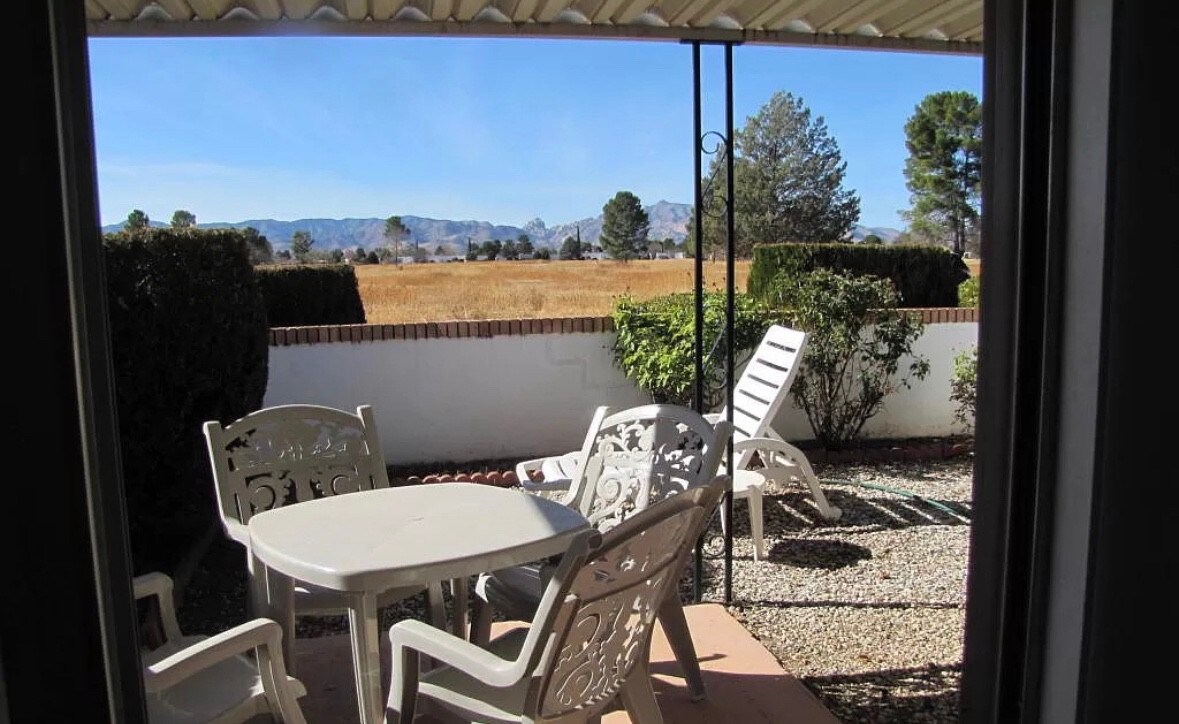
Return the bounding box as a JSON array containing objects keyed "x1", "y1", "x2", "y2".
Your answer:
[{"x1": 85, "y1": 0, "x2": 982, "y2": 54}]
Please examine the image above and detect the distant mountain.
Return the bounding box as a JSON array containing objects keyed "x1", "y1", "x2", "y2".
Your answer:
[{"x1": 101, "y1": 203, "x2": 900, "y2": 252}]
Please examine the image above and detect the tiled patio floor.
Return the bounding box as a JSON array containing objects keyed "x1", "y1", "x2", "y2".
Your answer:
[{"x1": 293, "y1": 603, "x2": 839, "y2": 723}]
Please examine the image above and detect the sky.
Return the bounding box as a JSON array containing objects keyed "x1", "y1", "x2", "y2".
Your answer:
[{"x1": 87, "y1": 36, "x2": 981, "y2": 231}]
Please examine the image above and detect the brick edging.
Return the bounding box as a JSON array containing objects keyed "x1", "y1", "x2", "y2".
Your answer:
[{"x1": 269, "y1": 307, "x2": 977, "y2": 346}]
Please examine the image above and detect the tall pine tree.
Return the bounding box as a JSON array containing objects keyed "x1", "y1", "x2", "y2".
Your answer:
[{"x1": 600, "y1": 191, "x2": 650, "y2": 261}]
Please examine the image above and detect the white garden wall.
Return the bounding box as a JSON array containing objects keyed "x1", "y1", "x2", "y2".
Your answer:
[{"x1": 265, "y1": 317, "x2": 977, "y2": 466}]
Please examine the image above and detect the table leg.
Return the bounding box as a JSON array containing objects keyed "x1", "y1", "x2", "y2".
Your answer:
[
  {"x1": 450, "y1": 577, "x2": 469, "y2": 639},
  {"x1": 347, "y1": 592, "x2": 383, "y2": 724},
  {"x1": 260, "y1": 563, "x2": 296, "y2": 677}
]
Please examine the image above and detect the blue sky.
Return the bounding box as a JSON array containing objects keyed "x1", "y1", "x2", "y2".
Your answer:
[{"x1": 87, "y1": 37, "x2": 980, "y2": 230}]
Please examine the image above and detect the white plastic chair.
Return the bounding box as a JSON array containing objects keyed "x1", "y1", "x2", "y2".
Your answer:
[
  {"x1": 134, "y1": 571, "x2": 307, "y2": 724},
  {"x1": 476, "y1": 404, "x2": 731, "y2": 702},
  {"x1": 202, "y1": 404, "x2": 445, "y2": 629},
  {"x1": 387, "y1": 490, "x2": 711, "y2": 724},
  {"x1": 517, "y1": 325, "x2": 842, "y2": 561}
]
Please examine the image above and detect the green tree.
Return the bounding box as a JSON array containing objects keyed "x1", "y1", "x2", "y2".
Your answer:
[
  {"x1": 696, "y1": 91, "x2": 861, "y2": 257},
  {"x1": 170, "y1": 209, "x2": 196, "y2": 228},
  {"x1": 290, "y1": 230, "x2": 313, "y2": 261},
  {"x1": 352, "y1": 246, "x2": 367, "y2": 263},
  {"x1": 770, "y1": 270, "x2": 929, "y2": 448},
  {"x1": 241, "y1": 227, "x2": 273, "y2": 265},
  {"x1": 329, "y1": 248, "x2": 345, "y2": 263},
  {"x1": 275, "y1": 249, "x2": 292, "y2": 261},
  {"x1": 480, "y1": 240, "x2": 501, "y2": 261},
  {"x1": 902, "y1": 91, "x2": 982, "y2": 255},
  {"x1": 434, "y1": 244, "x2": 446, "y2": 256},
  {"x1": 862, "y1": 233, "x2": 883, "y2": 245},
  {"x1": 384, "y1": 216, "x2": 409, "y2": 265},
  {"x1": 125, "y1": 209, "x2": 150, "y2": 233},
  {"x1": 516, "y1": 234, "x2": 534, "y2": 258},
  {"x1": 600, "y1": 191, "x2": 650, "y2": 261},
  {"x1": 412, "y1": 246, "x2": 429, "y2": 263},
  {"x1": 366, "y1": 251, "x2": 380, "y2": 264},
  {"x1": 501, "y1": 239, "x2": 519, "y2": 260},
  {"x1": 534, "y1": 248, "x2": 551, "y2": 260},
  {"x1": 558, "y1": 235, "x2": 582, "y2": 260}
]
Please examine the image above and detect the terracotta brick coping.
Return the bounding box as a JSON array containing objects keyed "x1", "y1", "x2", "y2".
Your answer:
[{"x1": 269, "y1": 308, "x2": 977, "y2": 346}]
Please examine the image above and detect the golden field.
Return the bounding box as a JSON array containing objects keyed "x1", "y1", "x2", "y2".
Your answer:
[{"x1": 356, "y1": 259, "x2": 752, "y2": 324}]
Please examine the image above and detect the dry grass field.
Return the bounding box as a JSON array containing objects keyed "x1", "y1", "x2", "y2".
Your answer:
[{"x1": 356, "y1": 259, "x2": 752, "y2": 324}]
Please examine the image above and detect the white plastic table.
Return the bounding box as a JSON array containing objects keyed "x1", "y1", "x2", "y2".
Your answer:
[{"x1": 248, "y1": 483, "x2": 590, "y2": 724}]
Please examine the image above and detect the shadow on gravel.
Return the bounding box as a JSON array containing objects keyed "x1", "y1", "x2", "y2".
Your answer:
[
  {"x1": 767, "y1": 537, "x2": 873, "y2": 569},
  {"x1": 763, "y1": 489, "x2": 971, "y2": 533},
  {"x1": 804, "y1": 663, "x2": 963, "y2": 724}
]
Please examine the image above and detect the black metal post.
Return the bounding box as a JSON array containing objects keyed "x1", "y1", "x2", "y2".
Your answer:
[
  {"x1": 691, "y1": 41, "x2": 705, "y2": 603},
  {"x1": 723, "y1": 43, "x2": 736, "y2": 605}
]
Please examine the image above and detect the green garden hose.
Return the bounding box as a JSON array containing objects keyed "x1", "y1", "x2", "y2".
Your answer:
[{"x1": 819, "y1": 478, "x2": 969, "y2": 520}]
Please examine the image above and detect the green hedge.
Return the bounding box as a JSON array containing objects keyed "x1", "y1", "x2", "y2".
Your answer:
[
  {"x1": 255, "y1": 264, "x2": 366, "y2": 326},
  {"x1": 612, "y1": 292, "x2": 776, "y2": 409},
  {"x1": 104, "y1": 228, "x2": 269, "y2": 573},
  {"x1": 958, "y1": 276, "x2": 980, "y2": 308},
  {"x1": 748, "y1": 243, "x2": 969, "y2": 308}
]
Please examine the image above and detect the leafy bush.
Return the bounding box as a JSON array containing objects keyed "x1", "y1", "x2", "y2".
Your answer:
[
  {"x1": 769, "y1": 269, "x2": 930, "y2": 448},
  {"x1": 611, "y1": 292, "x2": 775, "y2": 409},
  {"x1": 254, "y1": 264, "x2": 365, "y2": 326},
  {"x1": 749, "y1": 242, "x2": 969, "y2": 308},
  {"x1": 958, "y1": 276, "x2": 980, "y2": 308},
  {"x1": 104, "y1": 228, "x2": 269, "y2": 573},
  {"x1": 950, "y1": 346, "x2": 978, "y2": 429}
]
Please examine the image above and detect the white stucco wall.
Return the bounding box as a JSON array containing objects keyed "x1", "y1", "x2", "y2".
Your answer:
[{"x1": 264, "y1": 322, "x2": 978, "y2": 465}]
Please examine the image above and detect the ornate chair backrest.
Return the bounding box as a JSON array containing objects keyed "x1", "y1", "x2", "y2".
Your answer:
[
  {"x1": 564, "y1": 404, "x2": 731, "y2": 532},
  {"x1": 521, "y1": 494, "x2": 706, "y2": 721},
  {"x1": 718, "y1": 324, "x2": 808, "y2": 470},
  {"x1": 203, "y1": 404, "x2": 391, "y2": 528}
]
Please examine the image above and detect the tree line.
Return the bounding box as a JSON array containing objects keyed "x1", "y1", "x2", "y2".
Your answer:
[{"x1": 122, "y1": 88, "x2": 980, "y2": 263}]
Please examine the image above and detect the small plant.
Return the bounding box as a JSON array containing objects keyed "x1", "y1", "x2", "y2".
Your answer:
[
  {"x1": 958, "y1": 276, "x2": 980, "y2": 308},
  {"x1": 611, "y1": 292, "x2": 774, "y2": 408},
  {"x1": 770, "y1": 269, "x2": 930, "y2": 449},
  {"x1": 950, "y1": 346, "x2": 978, "y2": 429}
]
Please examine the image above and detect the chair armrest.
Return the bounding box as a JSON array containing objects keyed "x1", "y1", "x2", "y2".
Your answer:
[
  {"x1": 515, "y1": 456, "x2": 574, "y2": 494},
  {"x1": 133, "y1": 572, "x2": 183, "y2": 643},
  {"x1": 143, "y1": 618, "x2": 284, "y2": 693},
  {"x1": 389, "y1": 619, "x2": 519, "y2": 688},
  {"x1": 223, "y1": 519, "x2": 251, "y2": 547}
]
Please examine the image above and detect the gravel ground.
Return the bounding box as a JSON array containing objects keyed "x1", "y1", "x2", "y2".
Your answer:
[{"x1": 176, "y1": 455, "x2": 973, "y2": 723}]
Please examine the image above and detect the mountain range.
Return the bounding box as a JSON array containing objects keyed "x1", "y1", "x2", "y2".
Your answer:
[{"x1": 101, "y1": 201, "x2": 901, "y2": 253}]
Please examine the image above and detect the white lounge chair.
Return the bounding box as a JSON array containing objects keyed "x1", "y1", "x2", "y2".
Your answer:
[{"x1": 517, "y1": 324, "x2": 841, "y2": 562}]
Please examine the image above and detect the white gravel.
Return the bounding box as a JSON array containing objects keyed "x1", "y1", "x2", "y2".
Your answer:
[{"x1": 694, "y1": 456, "x2": 974, "y2": 723}]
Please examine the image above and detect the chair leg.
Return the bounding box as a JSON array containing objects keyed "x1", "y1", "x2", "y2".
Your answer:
[
  {"x1": 747, "y1": 486, "x2": 766, "y2": 561},
  {"x1": 619, "y1": 662, "x2": 665, "y2": 724},
  {"x1": 426, "y1": 580, "x2": 447, "y2": 630},
  {"x1": 386, "y1": 643, "x2": 418, "y2": 724},
  {"x1": 469, "y1": 595, "x2": 493, "y2": 646},
  {"x1": 800, "y1": 470, "x2": 842, "y2": 521},
  {"x1": 657, "y1": 597, "x2": 706, "y2": 701}
]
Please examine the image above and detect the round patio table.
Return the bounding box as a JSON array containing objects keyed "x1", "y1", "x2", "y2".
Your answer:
[{"x1": 248, "y1": 482, "x2": 590, "y2": 724}]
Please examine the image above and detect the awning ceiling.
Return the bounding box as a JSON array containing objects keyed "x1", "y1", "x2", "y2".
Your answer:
[{"x1": 85, "y1": 0, "x2": 982, "y2": 54}]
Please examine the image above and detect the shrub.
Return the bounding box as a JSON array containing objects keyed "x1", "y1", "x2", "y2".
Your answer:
[
  {"x1": 254, "y1": 264, "x2": 366, "y2": 326},
  {"x1": 611, "y1": 292, "x2": 775, "y2": 409},
  {"x1": 748, "y1": 242, "x2": 969, "y2": 308},
  {"x1": 958, "y1": 276, "x2": 980, "y2": 308},
  {"x1": 950, "y1": 346, "x2": 978, "y2": 429},
  {"x1": 769, "y1": 269, "x2": 930, "y2": 448},
  {"x1": 104, "y1": 228, "x2": 269, "y2": 573}
]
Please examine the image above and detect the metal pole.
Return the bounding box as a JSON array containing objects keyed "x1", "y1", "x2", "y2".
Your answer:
[
  {"x1": 691, "y1": 41, "x2": 705, "y2": 604},
  {"x1": 723, "y1": 42, "x2": 736, "y2": 605}
]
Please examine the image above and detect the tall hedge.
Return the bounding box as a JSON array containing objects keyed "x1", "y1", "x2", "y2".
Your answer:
[
  {"x1": 104, "y1": 228, "x2": 270, "y2": 573},
  {"x1": 748, "y1": 243, "x2": 969, "y2": 308},
  {"x1": 255, "y1": 264, "x2": 366, "y2": 326}
]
